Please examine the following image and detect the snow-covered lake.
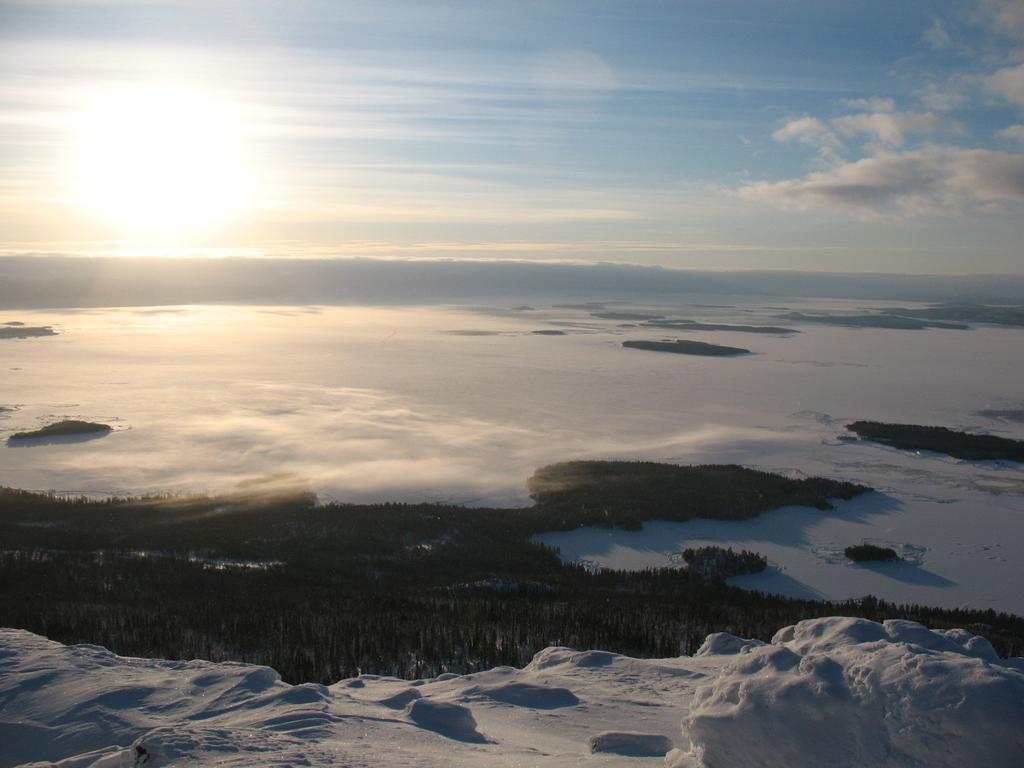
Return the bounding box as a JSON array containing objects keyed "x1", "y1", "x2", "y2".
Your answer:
[{"x1": 2, "y1": 299, "x2": 1023, "y2": 612}]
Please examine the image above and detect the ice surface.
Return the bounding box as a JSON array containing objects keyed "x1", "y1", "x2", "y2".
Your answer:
[{"x1": 2, "y1": 617, "x2": 1020, "y2": 767}]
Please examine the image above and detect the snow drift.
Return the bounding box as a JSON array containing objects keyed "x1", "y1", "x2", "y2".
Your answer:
[
  {"x1": 671, "y1": 617, "x2": 1024, "y2": 768},
  {"x1": 1, "y1": 617, "x2": 1021, "y2": 767}
]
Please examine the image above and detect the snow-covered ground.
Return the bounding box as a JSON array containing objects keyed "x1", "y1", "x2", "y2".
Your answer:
[
  {"x1": 2, "y1": 617, "x2": 1021, "y2": 767},
  {"x1": 2, "y1": 301, "x2": 1023, "y2": 612}
]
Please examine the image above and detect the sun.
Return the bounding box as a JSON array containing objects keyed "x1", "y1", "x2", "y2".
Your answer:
[{"x1": 74, "y1": 85, "x2": 251, "y2": 237}]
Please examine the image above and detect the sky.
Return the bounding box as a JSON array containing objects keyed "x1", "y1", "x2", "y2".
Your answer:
[{"x1": 1, "y1": 0, "x2": 1023, "y2": 273}]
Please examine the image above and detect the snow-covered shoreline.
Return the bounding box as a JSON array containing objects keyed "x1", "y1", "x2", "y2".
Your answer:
[{"x1": 3, "y1": 617, "x2": 1022, "y2": 767}]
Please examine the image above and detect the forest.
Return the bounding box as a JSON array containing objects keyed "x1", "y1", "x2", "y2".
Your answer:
[
  {"x1": 1, "y1": 461, "x2": 1021, "y2": 684},
  {"x1": 848, "y1": 421, "x2": 1024, "y2": 462}
]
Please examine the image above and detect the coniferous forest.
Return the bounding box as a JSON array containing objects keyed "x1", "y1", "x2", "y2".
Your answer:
[{"x1": 2, "y1": 462, "x2": 1021, "y2": 685}]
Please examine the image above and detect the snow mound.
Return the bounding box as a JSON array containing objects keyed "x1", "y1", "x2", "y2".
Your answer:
[
  {"x1": 463, "y1": 681, "x2": 580, "y2": 709},
  {"x1": 373, "y1": 687, "x2": 422, "y2": 709},
  {"x1": 526, "y1": 646, "x2": 622, "y2": 670},
  {"x1": 403, "y1": 698, "x2": 487, "y2": 743},
  {"x1": 670, "y1": 616, "x2": 1024, "y2": 768},
  {"x1": 694, "y1": 632, "x2": 765, "y2": 656},
  {"x1": 588, "y1": 731, "x2": 674, "y2": 756}
]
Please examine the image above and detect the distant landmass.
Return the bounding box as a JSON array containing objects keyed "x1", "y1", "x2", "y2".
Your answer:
[
  {"x1": 977, "y1": 409, "x2": 1024, "y2": 424},
  {"x1": 592, "y1": 311, "x2": 666, "y2": 320},
  {"x1": 847, "y1": 421, "x2": 1024, "y2": 463},
  {"x1": 623, "y1": 339, "x2": 751, "y2": 356},
  {"x1": 639, "y1": 319, "x2": 796, "y2": 334},
  {"x1": 880, "y1": 304, "x2": 1024, "y2": 328},
  {"x1": 9, "y1": 420, "x2": 112, "y2": 442},
  {"x1": 777, "y1": 312, "x2": 968, "y2": 330}
]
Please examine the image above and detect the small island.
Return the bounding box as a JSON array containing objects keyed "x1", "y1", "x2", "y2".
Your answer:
[
  {"x1": 0, "y1": 323, "x2": 58, "y2": 339},
  {"x1": 532, "y1": 329, "x2": 568, "y2": 336},
  {"x1": 845, "y1": 544, "x2": 899, "y2": 562},
  {"x1": 623, "y1": 339, "x2": 750, "y2": 357},
  {"x1": 681, "y1": 546, "x2": 768, "y2": 581},
  {"x1": 9, "y1": 420, "x2": 112, "y2": 442},
  {"x1": 847, "y1": 421, "x2": 1024, "y2": 463}
]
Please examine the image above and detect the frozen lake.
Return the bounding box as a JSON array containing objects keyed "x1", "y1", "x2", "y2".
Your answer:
[{"x1": 2, "y1": 299, "x2": 1023, "y2": 612}]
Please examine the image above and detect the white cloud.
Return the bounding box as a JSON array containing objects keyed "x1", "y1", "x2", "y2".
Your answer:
[
  {"x1": 528, "y1": 49, "x2": 618, "y2": 95},
  {"x1": 917, "y1": 78, "x2": 972, "y2": 111},
  {"x1": 838, "y1": 97, "x2": 896, "y2": 113},
  {"x1": 831, "y1": 111, "x2": 946, "y2": 147},
  {"x1": 924, "y1": 17, "x2": 954, "y2": 51},
  {"x1": 997, "y1": 124, "x2": 1024, "y2": 141},
  {"x1": 985, "y1": 62, "x2": 1024, "y2": 106},
  {"x1": 771, "y1": 116, "x2": 842, "y2": 155},
  {"x1": 739, "y1": 146, "x2": 1024, "y2": 218},
  {"x1": 974, "y1": 0, "x2": 1024, "y2": 42}
]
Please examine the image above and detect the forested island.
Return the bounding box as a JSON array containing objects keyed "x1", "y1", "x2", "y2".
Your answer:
[
  {"x1": 0, "y1": 322, "x2": 58, "y2": 339},
  {"x1": 8, "y1": 420, "x2": 112, "y2": 442},
  {"x1": 3, "y1": 460, "x2": 1022, "y2": 684},
  {"x1": 680, "y1": 546, "x2": 768, "y2": 579},
  {"x1": 848, "y1": 421, "x2": 1024, "y2": 462},
  {"x1": 622, "y1": 339, "x2": 750, "y2": 356},
  {"x1": 845, "y1": 544, "x2": 899, "y2": 562}
]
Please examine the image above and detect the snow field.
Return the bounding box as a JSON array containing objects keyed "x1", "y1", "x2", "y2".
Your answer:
[{"x1": 3, "y1": 616, "x2": 1021, "y2": 767}]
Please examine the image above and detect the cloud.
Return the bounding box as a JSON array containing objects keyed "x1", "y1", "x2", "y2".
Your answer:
[
  {"x1": 984, "y1": 62, "x2": 1024, "y2": 106},
  {"x1": 917, "y1": 78, "x2": 973, "y2": 111},
  {"x1": 0, "y1": 369, "x2": 805, "y2": 507},
  {"x1": 528, "y1": 49, "x2": 618, "y2": 95},
  {"x1": 831, "y1": 111, "x2": 946, "y2": 147},
  {"x1": 997, "y1": 124, "x2": 1024, "y2": 141},
  {"x1": 739, "y1": 146, "x2": 1024, "y2": 218},
  {"x1": 838, "y1": 97, "x2": 896, "y2": 113},
  {"x1": 924, "y1": 17, "x2": 954, "y2": 51},
  {"x1": 771, "y1": 116, "x2": 842, "y2": 156},
  {"x1": 973, "y1": 0, "x2": 1024, "y2": 42}
]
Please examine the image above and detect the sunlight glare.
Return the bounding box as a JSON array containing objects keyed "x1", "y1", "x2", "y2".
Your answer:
[{"x1": 74, "y1": 86, "x2": 251, "y2": 236}]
